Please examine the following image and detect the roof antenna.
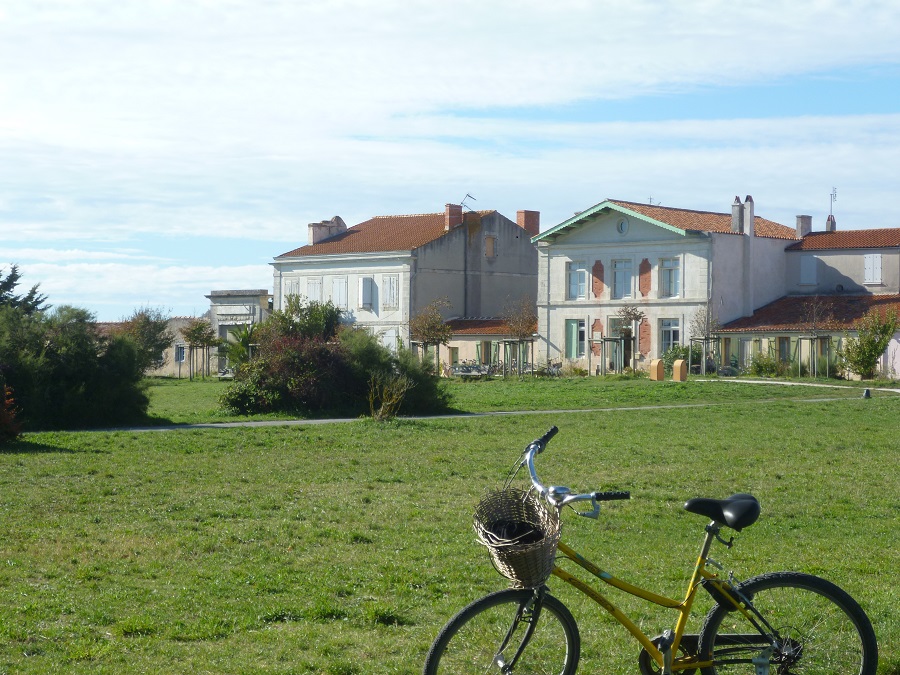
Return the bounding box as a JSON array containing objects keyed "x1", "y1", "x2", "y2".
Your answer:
[
  {"x1": 460, "y1": 193, "x2": 477, "y2": 211},
  {"x1": 648, "y1": 196, "x2": 660, "y2": 206},
  {"x1": 830, "y1": 187, "x2": 837, "y2": 216}
]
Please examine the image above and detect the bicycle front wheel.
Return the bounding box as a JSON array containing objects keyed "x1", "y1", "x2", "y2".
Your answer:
[
  {"x1": 698, "y1": 571, "x2": 877, "y2": 675},
  {"x1": 423, "y1": 587, "x2": 580, "y2": 675}
]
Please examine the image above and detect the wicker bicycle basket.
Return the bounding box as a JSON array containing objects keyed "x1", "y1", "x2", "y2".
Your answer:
[{"x1": 473, "y1": 488, "x2": 561, "y2": 588}]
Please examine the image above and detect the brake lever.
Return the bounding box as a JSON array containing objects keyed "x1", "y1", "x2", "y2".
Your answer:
[{"x1": 575, "y1": 499, "x2": 600, "y2": 519}]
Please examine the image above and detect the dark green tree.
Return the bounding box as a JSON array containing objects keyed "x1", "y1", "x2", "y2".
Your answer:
[{"x1": 0, "y1": 265, "x2": 49, "y2": 315}]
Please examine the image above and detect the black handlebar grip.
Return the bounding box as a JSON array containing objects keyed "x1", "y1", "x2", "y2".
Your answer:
[
  {"x1": 535, "y1": 426, "x2": 559, "y2": 451},
  {"x1": 593, "y1": 491, "x2": 631, "y2": 501}
]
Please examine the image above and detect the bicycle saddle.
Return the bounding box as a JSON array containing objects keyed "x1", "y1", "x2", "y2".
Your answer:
[{"x1": 683, "y1": 493, "x2": 760, "y2": 531}]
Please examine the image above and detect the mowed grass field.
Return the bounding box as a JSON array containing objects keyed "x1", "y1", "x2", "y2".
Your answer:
[{"x1": 1, "y1": 378, "x2": 898, "y2": 674}]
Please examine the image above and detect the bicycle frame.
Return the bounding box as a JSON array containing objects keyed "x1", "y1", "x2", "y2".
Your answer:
[{"x1": 549, "y1": 522, "x2": 758, "y2": 672}]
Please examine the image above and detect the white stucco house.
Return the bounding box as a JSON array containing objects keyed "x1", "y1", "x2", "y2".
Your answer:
[
  {"x1": 531, "y1": 196, "x2": 799, "y2": 371},
  {"x1": 271, "y1": 204, "x2": 540, "y2": 351}
]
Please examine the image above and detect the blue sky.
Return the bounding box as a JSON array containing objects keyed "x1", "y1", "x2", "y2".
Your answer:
[{"x1": 2, "y1": 0, "x2": 899, "y2": 321}]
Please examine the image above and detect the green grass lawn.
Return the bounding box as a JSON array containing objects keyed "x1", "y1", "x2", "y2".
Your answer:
[{"x1": 1, "y1": 379, "x2": 898, "y2": 673}]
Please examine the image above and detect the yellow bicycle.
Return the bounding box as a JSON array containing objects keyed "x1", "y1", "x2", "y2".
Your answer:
[{"x1": 424, "y1": 426, "x2": 878, "y2": 674}]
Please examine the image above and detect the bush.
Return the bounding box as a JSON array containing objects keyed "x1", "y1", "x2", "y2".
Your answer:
[
  {"x1": 661, "y1": 345, "x2": 702, "y2": 375},
  {"x1": 0, "y1": 304, "x2": 149, "y2": 430},
  {"x1": 0, "y1": 385, "x2": 22, "y2": 443},
  {"x1": 748, "y1": 352, "x2": 788, "y2": 378},
  {"x1": 219, "y1": 324, "x2": 451, "y2": 418}
]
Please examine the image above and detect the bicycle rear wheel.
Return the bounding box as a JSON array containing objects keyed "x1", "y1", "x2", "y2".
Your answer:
[
  {"x1": 423, "y1": 587, "x2": 580, "y2": 675},
  {"x1": 698, "y1": 571, "x2": 877, "y2": 674}
]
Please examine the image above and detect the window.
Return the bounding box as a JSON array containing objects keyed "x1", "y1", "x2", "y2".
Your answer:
[
  {"x1": 175, "y1": 345, "x2": 186, "y2": 362},
  {"x1": 612, "y1": 259, "x2": 632, "y2": 299},
  {"x1": 799, "y1": 255, "x2": 817, "y2": 285},
  {"x1": 659, "y1": 258, "x2": 680, "y2": 298},
  {"x1": 660, "y1": 318, "x2": 680, "y2": 353},
  {"x1": 485, "y1": 236, "x2": 497, "y2": 258},
  {"x1": 565, "y1": 319, "x2": 585, "y2": 359},
  {"x1": 864, "y1": 253, "x2": 882, "y2": 284},
  {"x1": 307, "y1": 277, "x2": 323, "y2": 303},
  {"x1": 449, "y1": 347, "x2": 459, "y2": 365},
  {"x1": 778, "y1": 337, "x2": 791, "y2": 363},
  {"x1": 382, "y1": 274, "x2": 399, "y2": 310},
  {"x1": 358, "y1": 276, "x2": 374, "y2": 310},
  {"x1": 566, "y1": 262, "x2": 586, "y2": 300},
  {"x1": 616, "y1": 218, "x2": 629, "y2": 235},
  {"x1": 332, "y1": 276, "x2": 348, "y2": 309}
]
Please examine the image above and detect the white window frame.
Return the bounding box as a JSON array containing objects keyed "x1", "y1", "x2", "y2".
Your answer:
[
  {"x1": 175, "y1": 345, "x2": 186, "y2": 362},
  {"x1": 864, "y1": 253, "x2": 882, "y2": 285},
  {"x1": 382, "y1": 274, "x2": 399, "y2": 310},
  {"x1": 307, "y1": 276, "x2": 323, "y2": 303},
  {"x1": 566, "y1": 261, "x2": 586, "y2": 300},
  {"x1": 612, "y1": 259, "x2": 632, "y2": 299},
  {"x1": 358, "y1": 276, "x2": 374, "y2": 310},
  {"x1": 660, "y1": 318, "x2": 680, "y2": 353},
  {"x1": 659, "y1": 258, "x2": 681, "y2": 298},
  {"x1": 565, "y1": 319, "x2": 586, "y2": 359},
  {"x1": 332, "y1": 276, "x2": 348, "y2": 310}
]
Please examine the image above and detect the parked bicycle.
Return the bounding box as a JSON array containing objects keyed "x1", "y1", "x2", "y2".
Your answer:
[{"x1": 424, "y1": 426, "x2": 877, "y2": 674}]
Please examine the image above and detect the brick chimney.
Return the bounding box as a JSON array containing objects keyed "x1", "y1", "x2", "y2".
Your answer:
[
  {"x1": 517, "y1": 210, "x2": 540, "y2": 237},
  {"x1": 445, "y1": 203, "x2": 463, "y2": 231},
  {"x1": 308, "y1": 216, "x2": 347, "y2": 245},
  {"x1": 796, "y1": 215, "x2": 812, "y2": 238},
  {"x1": 825, "y1": 214, "x2": 837, "y2": 232},
  {"x1": 731, "y1": 196, "x2": 744, "y2": 233}
]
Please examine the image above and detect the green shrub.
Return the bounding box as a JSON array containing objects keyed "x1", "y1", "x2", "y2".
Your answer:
[
  {"x1": 749, "y1": 352, "x2": 787, "y2": 378},
  {"x1": 661, "y1": 345, "x2": 702, "y2": 375},
  {"x1": 0, "y1": 304, "x2": 149, "y2": 430}
]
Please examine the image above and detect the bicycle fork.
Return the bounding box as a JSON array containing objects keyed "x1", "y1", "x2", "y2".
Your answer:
[{"x1": 492, "y1": 588, "x2": 545, "y2": 673}]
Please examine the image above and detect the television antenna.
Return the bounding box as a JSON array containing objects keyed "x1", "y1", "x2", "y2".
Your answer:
[
  {"x1": 830, "y1": 187, "x2": 837, "y2": 215},
  {"x1": 460, "y1": 193, "x2": 477, "y2": 211}
]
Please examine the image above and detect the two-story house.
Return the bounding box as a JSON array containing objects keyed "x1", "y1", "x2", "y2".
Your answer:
[
  {"x1": 532, "y1": 196, "x2": 799, "y2": 371},
  {"x1": 718, "y1": 219, "x2": 900, "y2": 377},
  {"x1": 271, "y1": 204, "x2": 539, "y2": 351}
]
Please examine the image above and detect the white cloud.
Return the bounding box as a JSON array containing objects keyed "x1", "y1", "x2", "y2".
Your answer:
[{"x1": 2, "y1": 0, "x2": 899, "y2": 319}]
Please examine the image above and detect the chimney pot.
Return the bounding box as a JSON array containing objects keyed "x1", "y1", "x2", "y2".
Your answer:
[
  {"x1": 825, "y1": 214, "x2": 837, "y2": 232},
  {"x1": 742, "y1": 195, "x2": 755, "y2": 236},
  {"x1": 731, "y1": 196, "x2": 744, "y2": 233}
]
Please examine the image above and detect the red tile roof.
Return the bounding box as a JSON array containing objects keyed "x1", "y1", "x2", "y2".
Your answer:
[
  {"x1": 719, "y1": 294, "x2": 900, "y2": 333},
  {"x1": 786, "y1": 228, "x2": 900, "y2": 251},
  {"x1": 277, "y1": 211, "x2": 492, "y2": 258},
  {"x1": 611, "y1": 200, "x2": 798, "y2": 240},
  {"x1": 446, "y1": 318, "x2": 537, "y2": 336}
]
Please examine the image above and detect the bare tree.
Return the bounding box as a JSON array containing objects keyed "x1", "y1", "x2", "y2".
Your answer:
[
  {"x1": 501, "y1": 295, "x2": 538, "y2": 374},
  {"x1": 615, "y1": 304, "x2": 645, "y2": 371},
  {"x1": 689, "y1": 304, "x2": 721, "y2": 339}
]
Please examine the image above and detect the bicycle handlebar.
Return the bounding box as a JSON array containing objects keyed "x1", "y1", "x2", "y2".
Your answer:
[{"x1": 523, "y1": 427, "x2": 630, "y2": 517}]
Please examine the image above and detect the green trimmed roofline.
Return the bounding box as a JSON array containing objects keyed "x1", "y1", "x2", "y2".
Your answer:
[{"x1": 531, "y1": 199, "x2": 687, "y2": 243}]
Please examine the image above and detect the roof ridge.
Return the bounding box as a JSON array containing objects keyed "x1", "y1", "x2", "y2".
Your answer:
[{"x1": 611, "y1": 199, "x2": 730, "y2": 218}]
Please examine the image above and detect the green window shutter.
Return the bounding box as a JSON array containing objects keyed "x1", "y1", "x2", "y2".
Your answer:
[{"x1": 565, "y1": 320, "x2": 578, "y2": 359}]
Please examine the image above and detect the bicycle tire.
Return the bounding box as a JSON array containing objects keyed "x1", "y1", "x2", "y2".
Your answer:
[
  {"x1": 423, "y1": 587, "x2": 580, "y2": 675},
  {"x1": 698, "y1": 571, "x2": 877, "y2": 675}
]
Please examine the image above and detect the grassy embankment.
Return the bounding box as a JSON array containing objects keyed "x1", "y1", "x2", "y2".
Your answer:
[{"x1": 1, "y1": 377, "x2": 897, "y2": 674}]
